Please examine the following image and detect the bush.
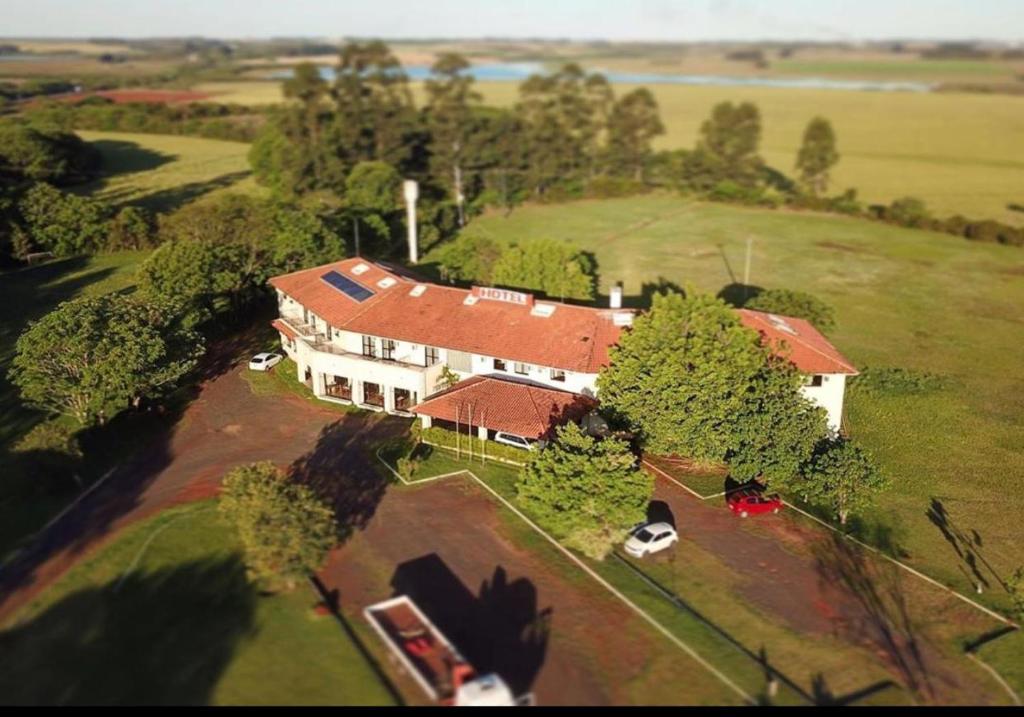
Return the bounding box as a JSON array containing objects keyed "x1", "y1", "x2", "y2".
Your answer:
[
  {"x1": 12, "y1": 420, "x2": 84, "y2": 485},
  {"x1": 413, "y1": 423, "x2": 531, "y2": 465},
  {"x1": 744, "y1": 288, "x2": 837, "y2": 333},
  {"x1": 850, "y1": 367, "x2": 948, "y2": 396},
  {"x1": 584, "y1": 176, "x2": 648, "y2": 199}
]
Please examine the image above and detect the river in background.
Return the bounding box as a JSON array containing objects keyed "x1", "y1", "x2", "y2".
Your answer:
[{"x1": 270, "y1": 62, "x2": 935, "y2": 92}]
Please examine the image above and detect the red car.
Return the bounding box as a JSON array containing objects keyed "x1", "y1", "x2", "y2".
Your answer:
[{"x1": 727, "y1": 488, "x2": 783, "y2": 518}]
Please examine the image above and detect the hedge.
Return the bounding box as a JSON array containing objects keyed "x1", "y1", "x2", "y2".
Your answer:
[{"x1": 412, "y1": 423, "x2": 528, "y2": 466}]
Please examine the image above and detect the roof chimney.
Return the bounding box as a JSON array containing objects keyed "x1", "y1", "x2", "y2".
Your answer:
[
  {"x1": 609, "y1": 283, "x2": 623, "y2": 309},
  {"x1": 403, "y1": 179, "x2": 419, "y2": 264}
]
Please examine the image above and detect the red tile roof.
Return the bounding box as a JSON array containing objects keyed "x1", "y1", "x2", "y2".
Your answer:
[
  {"x1": 411, "y1": 376, "x2": 597, "y2": 439},
  {"x1": 271, "y1": 318, "x2": 297, "y2": 341},
  {"x1": 269, "y1": 258, "x2": 630, "y2": 374},
  {"x1": 737, "y1": 309, "x2": 858, "y2": 375}
]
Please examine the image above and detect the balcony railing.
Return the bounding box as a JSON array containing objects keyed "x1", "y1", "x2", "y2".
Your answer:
[{"x1": 278, "y1": 316, "x2": 435, "y2": 374}]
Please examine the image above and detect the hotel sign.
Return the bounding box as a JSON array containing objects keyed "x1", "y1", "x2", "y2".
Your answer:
[{"x1": 473, "y1": 286, "x2": 534, "y2": 307}]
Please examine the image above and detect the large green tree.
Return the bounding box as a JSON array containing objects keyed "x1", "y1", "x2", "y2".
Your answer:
[
  {"x1": 606, "y1": 88, "x2": 665, "y2": 181},
  {"x1": 598, "y1": 292, "x2": 826, "y2": 480},
  {"x1": 744, "y1": 288, "x2": 837, "y2": 334},
  {"x1": 790, "y1": 437, "x2": 888, "y2": 525},
  {"x1": 219, "y1": 461, "x2": 336, "y2": 590},
  {"x1": 795, "y1": 116, "x2": 840, "y2": 196},
  {"x1": 517, "y1": 422, "x2": 652, "y2": 560},
  {"x1": 490, "y1": 238, "x2": 596, "y2": 301},
  {"x1": 17, "y1": 182, "x2": 112, "y2": 256},
  {"x1": 425, "y1": 53, "x2": 481, "y2": 226},
  {"x1": 9, "y1": 294, "x2": 204, "y2": 425},
  {"x1": 682, "y1": 101, "x2": 764, "y2": 190},
  {"x1": 282, "y1": 62, "x2": 330, "y2": 186},
  {"x1": 0, "y1": 122, "x2": 100, "y2": 185}
]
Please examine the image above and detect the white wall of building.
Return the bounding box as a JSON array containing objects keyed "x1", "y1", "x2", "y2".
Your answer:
[{"x1": 801, "y1": 373, "x2": 847, "y2": 433}]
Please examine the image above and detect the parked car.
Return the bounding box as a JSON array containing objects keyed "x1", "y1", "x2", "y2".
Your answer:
[
  {"x1": 493, "y1": 432, "x2": 538, "y2": 450},
  {"x1": 248, "y1": 352, "x2": 283, "y2": 372},
  {"x1": 727, "y1": 488, "x2": 783, "y2": 518},
  {"x1": 623, "y1": 521, "x2": 678, "y2": 558}
]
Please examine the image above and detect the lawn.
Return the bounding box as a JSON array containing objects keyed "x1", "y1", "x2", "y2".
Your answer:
[
  {"x1": 73, "y1": 131, "x2": 264, "y2": 212},
  {"x1": 430, "y1": 195, "x2": 1024, "y2": 619},
  {"x1": 0, "y1": 501, "x2": 398, "y2": 706},
  {"x1": 0, "y1": 253, "x2": 149, "y2": 558},
  {"x1": 240, "y1": 355, "x2": 358, "y2": 415}
]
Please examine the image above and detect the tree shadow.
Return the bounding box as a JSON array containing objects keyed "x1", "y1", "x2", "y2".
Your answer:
[
  {"x1": 0, "y1": 555, "x2": 256, "y2": 705},
  {"x1": 810, "y1": 673, "x2": 897, "y2": 706},
  {"x1": 717, "y1": 282, "x2": 764, "y2": 308},
  {"x1": 288, "y1": 416, "x2": 407, "y2": 541},
  {"x1": 925, "y1": 497, "x2": 1005, "y2": 595},
  {"x1": 645, "y1": 499, "x2": 676, "y2": 528},
  {"x1": 390, "y1": 553, "x2": 550, "y2": 697},
  {"x1": 118, "y1": 170, "x2": 254, "y2": 213},
  {"x1": 811, "y1": 532, "x2": 935, "y2": 699},
  {"x1": 90, "y1": 139, "x2": 176, "y2": 176}
]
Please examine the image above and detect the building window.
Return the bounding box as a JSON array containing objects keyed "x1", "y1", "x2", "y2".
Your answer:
[
  {"x1": 514, "y1": 362, "x2": 530, "y2": 376},
  {"x1": 805, "y1": 375, "x2": 824, "y2": 387},
  {"x1": 425, "y1": 347, "x2": 440, "y2": 367},
  {"x1": 362, "y1": 335, "x2": 376, "y2": 358},
  {"x1": 381, "y1": 339, "x2": 396, "y2": 361},
  {"x1": 550, "y1": 369, "x2": 566, "y2": 382},
  {"x1": 493, "y1": 358, "x2": 507, "y2": 371}
]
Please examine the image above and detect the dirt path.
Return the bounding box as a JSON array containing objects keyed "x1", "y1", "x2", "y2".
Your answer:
[{"x1": 0, "y1": 361, "x2": 399, "y2": 624}]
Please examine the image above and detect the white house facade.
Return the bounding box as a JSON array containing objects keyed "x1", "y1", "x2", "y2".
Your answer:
[{"x1": 269, "y1": 258, "x2": 857, "y2": 441}]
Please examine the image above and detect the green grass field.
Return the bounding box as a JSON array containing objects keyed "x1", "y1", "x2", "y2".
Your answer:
[
  {"x1": 74, "y1": 131, "x2": 264, "y2": 212},
  {"x1": 198, "y1": 79, "x2": 1024, "y2": 225},
  {"x1": 430, "y1": 195, "x2": 1024, "y2": 618},
  {"x1": 0, "y1": 501, "x2": 398, "y2": 706}
]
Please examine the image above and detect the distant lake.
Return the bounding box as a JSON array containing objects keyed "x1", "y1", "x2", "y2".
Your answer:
[{"x1": 272, "y1": 62, "x2": 935, "y2": 93}]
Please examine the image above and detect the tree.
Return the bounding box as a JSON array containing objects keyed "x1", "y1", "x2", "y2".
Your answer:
[
  {"x1": 682, "y1": 101, "x2": 764, "y2": 190},
  {"x1": 282, "y1": 62, "x2": 329, "y2": 185},
  {"x1": 17, "y1": 182, "x2": 112, "y2": 256},
  {"x1": 345, "y1": 160, "x2": 401, "y2": 255},
  {"x1": 792, "y1": 438, "x2": 888, "y2": 525},
  {"x1": 107, "y1": 205, "x2": 154, "y2": 250},
  {"x1": 606, "y1": 88, "x2": 665, "y2": 181},
  {"x1": 598, "y1": 291, "x2": 826, "y2": 478},
  {"x1": 0, "y1": 122, "x2": 100, "y2": 185},
  {"x1": 796, "y1": 116, "x2": 839, "y2": 195},
  {"x1": 219, "y1": 461, "x2": 336, "y2": 590},
  {"x1": 491, "y1": 238, "x2": 596, "y2": 301},
  {"x1": 517, "y1": 422, "x2": 652, "y2": 560},
  {"x1": 425, "y1": 52, "x2": 481, "y2": 226},
  {"x1": 137, "y1": 238, "x2": 243, "y2": 328},
  {"x1": 1008, "y1": 567, "x2": 1024, "y2": 620},
  {"x1": 432, "y1": 227, "x2": 504, "y2": 284},
  {"x1": 9, "y1": 294, "x2": 204, "y2": 425},
  {"x1": 744, "y1": 288, "x2": 837, "y2": 334}
]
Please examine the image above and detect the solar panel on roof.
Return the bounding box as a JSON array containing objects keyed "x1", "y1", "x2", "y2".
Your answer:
[{"x1": 321, "y1": 270, "x2": 375, "y2": 302}]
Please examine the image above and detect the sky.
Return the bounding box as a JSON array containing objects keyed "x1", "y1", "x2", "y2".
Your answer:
[{"x1": 2, "y1": 0, "x2": 1021, "y2": 42}]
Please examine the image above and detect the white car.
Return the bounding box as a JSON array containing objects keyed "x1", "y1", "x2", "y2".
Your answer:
[
  {"x1": 623, "y1": 521, "x2": 678, "y2": 558},
  {"x1": 493, "y1": 432, "x2": 538, "y2": 450},
  {"x1": 248, "y1": 352, "x2": 283, "y2": 372}
]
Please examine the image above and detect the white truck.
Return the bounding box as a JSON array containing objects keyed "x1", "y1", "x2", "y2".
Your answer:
[{"x1": 364, "y1": 595, "x2": 532, "y2": 707}]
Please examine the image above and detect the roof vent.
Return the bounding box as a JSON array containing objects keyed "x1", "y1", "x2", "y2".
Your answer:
[
  {"x1": 767, "y1": 314, "x2": 797, "y2": 335},
  {"x1": 613, "y1": 312, "x2": 634, "y2": 327},
  {"x1": 351, "y1": 263, "x2": 369, "y2": 275},
  {"x1": 409, "y1": 284, "x2": 427, "y2": 297},
  {"x1": 377, "y1": 277, "x2": 397, "y2": 289},
  {"x1": 463, "y1": 294, "x2": 479, "y2": 306},
  {"x1": 530, "y1": 303, "x2": 556, "y2": 318}
]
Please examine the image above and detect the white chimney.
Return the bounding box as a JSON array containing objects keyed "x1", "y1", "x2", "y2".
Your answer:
[
  {"x1": 610, "y1": 283, "x2": 623, "y2": 309},
  {"x1": 402, "y1": 179, "x2": 419, "y2": 264}
]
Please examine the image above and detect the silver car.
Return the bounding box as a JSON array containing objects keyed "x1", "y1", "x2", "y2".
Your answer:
[{"x1": 623, "y1": 521, "x2": 678, "y2": 558}]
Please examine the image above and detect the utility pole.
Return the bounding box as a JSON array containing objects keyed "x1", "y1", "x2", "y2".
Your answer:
[
  {"x1": 354, "y1": 216, "x2": 361, "y2": 257},
  {"x1": 743, "y1": 236, "x2": 754, "y2": 302},
  {"x1": 453, "y1": 140, "x2": 465, "y2": 228}
]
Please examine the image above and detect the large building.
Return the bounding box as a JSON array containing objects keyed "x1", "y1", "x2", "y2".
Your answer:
[{"x1": 269, "y1": 257, "x2": 856, "y2": 441}]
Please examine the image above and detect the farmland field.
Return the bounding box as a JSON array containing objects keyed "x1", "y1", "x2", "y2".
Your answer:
[
  {"x1": 198, "y1": 79, "x2": 1024, "y2": 225},
  {"x1": 431, "y1": 194, "x2": 1024, "y2": 616},
  {"x1": 73, "y1": 131, "x2": 263, "y2": 212}
]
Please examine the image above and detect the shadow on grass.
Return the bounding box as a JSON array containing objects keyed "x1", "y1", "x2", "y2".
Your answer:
[
  {"x1": 90, "y1": 139, "x2": 176, "y2": 176},
  {"x1": 926, "y1": 497, "x2": 1007, "y2": 596},
  {"x1": 812, "y1": 531, "x2": 935, "y2": 700},
  {"x1": 0, "y1": 555, "x2": 255, "y2": 705}
]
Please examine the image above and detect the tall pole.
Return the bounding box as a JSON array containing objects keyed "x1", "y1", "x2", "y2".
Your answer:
[
  {"x1": 403, "y1": 179, "x2": 419, "y2": 264},
  {"x1": 743, "y1": 236, "x2": 754, "y2": 302},
  {"x1": 354, "y1": 216, "x2": 361, "y2": 257}
]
